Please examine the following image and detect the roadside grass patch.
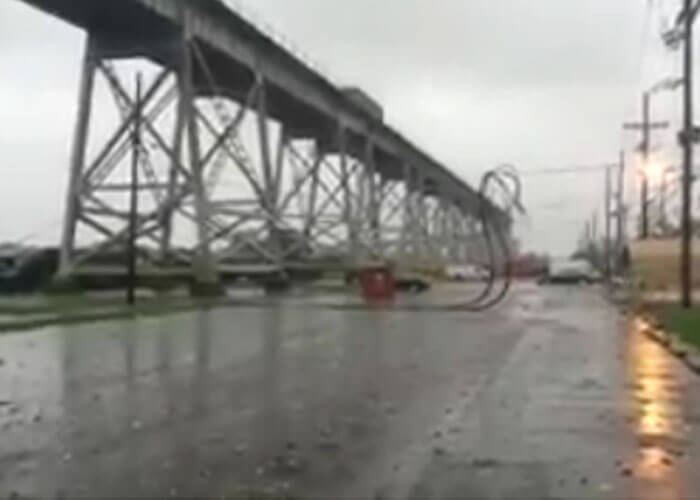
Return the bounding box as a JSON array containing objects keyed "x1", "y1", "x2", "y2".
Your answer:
[{"x1": 656, "y1": 305, "x2": 700, "y2": 349}]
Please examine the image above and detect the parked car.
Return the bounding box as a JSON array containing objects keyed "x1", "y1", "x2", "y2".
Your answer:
[
  {"x1": 445, "y1": 265, "x2": 490, "y2": 282},
  {"x1": 540, "y1": 259, "x2": 598, "y2": 285},
  {"x1": 0, "y1": 247, "x2": 59, "y2": 294}
]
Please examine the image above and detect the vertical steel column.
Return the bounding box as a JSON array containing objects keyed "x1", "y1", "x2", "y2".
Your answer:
[
  {"x1": 181, "y1": 9, "x2": 219, "y2": 288},
  {"x1": 59, "y1": 36, "x2": 98, "y2": 276},
  {"x1": 413, "y1": 169, "x2": 424, "y2": 261},
  {"x1": 399, "y1": 163, "x2": 413, "y2": 258},
  {"x1": 256, "y1": 80, "x2": 275, "y2": 212},
  {"x1": 376, "y1": 176, "x2": 388, "y2": 258},
  {"x1": 273, "y1": 126, "x2": 287, "y2": 211},
  {"x1": 304, "y1": 145, "x2": 322, "y2": 241},
  {"x1": 365, "y1": 137, "x2": 380, "y2": 256},
  {"x1": 446, "y1": 203, "x2": 458, "y2": 262},
  {"x1": 355, "y1": 154, "x2": 368, "y2": 258},
  {"x1": 338, "y1": 126, "x2": 356, "y2": 258},
  {"x1": 437, "y1": 195, "x2": 449, "y2": 261},
  {"x1": 161, "y1": 37, "x2": 186, "y2": 261},
  {"x1": 256, "y1": 79, "x2": 281, "y2": 262},
  {"x1": 454, "y1": 212, "x2": 466, "y2": 263}
]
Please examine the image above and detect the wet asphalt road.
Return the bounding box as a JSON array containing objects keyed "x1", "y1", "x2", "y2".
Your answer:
[{"x1": 1, "y1": 284, "x2": 700, "y2": 499}]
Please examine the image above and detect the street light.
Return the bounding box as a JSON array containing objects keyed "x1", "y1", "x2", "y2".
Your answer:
[{"x1": 649, "y1": 77, "x2": 684, "y2": 95}]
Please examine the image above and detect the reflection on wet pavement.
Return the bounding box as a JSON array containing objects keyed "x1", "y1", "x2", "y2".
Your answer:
[
  {"x1": 1, "y1": 284, "x2": 699, "y2": 499},
  {"x1": 624, "y1": 319, "x2": 694, "y2": 500}
]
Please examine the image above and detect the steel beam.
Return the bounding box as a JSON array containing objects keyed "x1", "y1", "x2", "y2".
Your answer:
[{"x1": 58, "y1": 36, "x2": 98, "y2": 277}]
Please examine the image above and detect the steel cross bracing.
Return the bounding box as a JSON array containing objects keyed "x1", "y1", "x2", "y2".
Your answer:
[{"x1": 56, "y1": 12, "x2": 493, "y2": 286}]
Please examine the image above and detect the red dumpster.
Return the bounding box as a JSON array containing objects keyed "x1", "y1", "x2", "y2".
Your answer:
[{"x1": 358, "y1": 265, "x2": 395, "y2": 301}]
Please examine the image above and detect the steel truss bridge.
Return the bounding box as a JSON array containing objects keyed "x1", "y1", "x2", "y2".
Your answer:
[{"x1": 17, "y1": 0, "x2": 509, "y2": 289}]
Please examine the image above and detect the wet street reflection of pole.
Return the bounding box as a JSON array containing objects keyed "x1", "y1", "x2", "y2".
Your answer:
[
  {"x1": 121, "y1": 320, "x2": 140, "y2": 493},
  {"x1": 261, "y1": 304, "x2": 284, "y2": 450},
  {"x1": 627, "y1": 319, "x2": 684, "y2": 498},
  {"x1": 192, "y1": 309, "x2": 213, "y2": 417}
]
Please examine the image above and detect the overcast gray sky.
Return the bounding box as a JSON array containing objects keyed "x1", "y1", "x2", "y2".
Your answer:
[{"x1": 0, "y1": 0, "x2": 688, "y2": 255}]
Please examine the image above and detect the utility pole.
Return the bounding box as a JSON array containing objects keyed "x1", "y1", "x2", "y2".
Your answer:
[
  {"x1": 617, "y1": 151, "x2": 626, "y2": 252},
  {"x1": 585, "y1": 221, "x2": 592, "y2": 250},
  {"x1": 623, "y1": 94, "x2": 670, "y2": 239},
  {"x1": 127, "y1": 74, "x2": 142, "y2": 306},
  {"x1": 681, "y1": 0, "x2": 695, "y2": 308},
  {"x1": 592, "y1": 210, "x2": 598, "y2": 244},
  {"x1": 659, "y1": 167, "x2": 675, "y2": 234},
  {"x1": 605, "y1": 164, "x2": 612, "y2": 282},
  {"x1": 641, "y1": 92, "x2": 651, "y2": 239}
]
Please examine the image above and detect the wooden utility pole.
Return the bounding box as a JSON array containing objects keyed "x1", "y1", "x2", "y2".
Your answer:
[
  {"x1": 127, "y1": 74, "x2": 142, "y2": 306},
  {"x1": 617, "y1": 151, "x2": 626, "y2": 253},
  {"x1": 681, "y1": 0, "x2": 695, "y2": 308},
  {"x1": 592, "y1": 210, "x2": 598, "y2": 244},
  {"x1": 605, "y1": 164, "x2": 612, "y2": 282},
  {"x1": 623, "y1": 95, "x2": 670, "y2": 239}
]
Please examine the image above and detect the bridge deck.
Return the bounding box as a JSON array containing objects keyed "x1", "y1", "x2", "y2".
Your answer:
[{"x1": 21, "y1": 0, "x2": 499, "y2": 218}]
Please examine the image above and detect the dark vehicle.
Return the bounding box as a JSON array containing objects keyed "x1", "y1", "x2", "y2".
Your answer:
[
  {"x1": 395, "y1": 275, "x2": 431, "y2": 293},
  {"x1": 0, "y1": 247, "x2": 59, "y2": 294}
]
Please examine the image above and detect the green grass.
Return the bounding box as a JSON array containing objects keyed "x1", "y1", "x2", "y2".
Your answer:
[
  {"x1": 657, "y1": 305, "x2": 700, "y2": 349},
  {"x1": 0, "y1": 296, "x2": 242, "y2": 335}
]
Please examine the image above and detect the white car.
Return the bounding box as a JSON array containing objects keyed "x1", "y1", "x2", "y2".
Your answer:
[
  {"x1": 445, "y1": 265, "x2": 490, "y2": 282},
  {"x1": 543, "y1": 259, "x2": 598, "y2": 284}
]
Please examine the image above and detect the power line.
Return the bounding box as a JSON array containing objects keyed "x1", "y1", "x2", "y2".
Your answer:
[{"x1": 518, "y1": 164, "x2": 617, "y2": 177}]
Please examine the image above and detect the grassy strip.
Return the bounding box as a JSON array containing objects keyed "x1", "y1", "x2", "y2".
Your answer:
[
  {"x1": 654, "y1": 305, "x2": 700, "y2": 349},
  {"x1": 0, "y1": 298, "x2": 243, "y2": 335},
  {"x1": 0, "y1": 293, "x2": 237, "y2": 316}
]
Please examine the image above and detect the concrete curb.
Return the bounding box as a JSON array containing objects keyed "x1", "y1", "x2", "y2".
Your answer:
[{"x1": 638, "y1": 314, "x2": 700, "y2": 376}]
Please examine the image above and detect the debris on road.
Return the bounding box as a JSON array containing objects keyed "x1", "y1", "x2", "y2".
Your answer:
[
  {"x1": 472, "y1": 458, "x2": 500, "y2": 469},
  {"x1": 317, "y1": 438, "x2": 342, "y2": 452}
]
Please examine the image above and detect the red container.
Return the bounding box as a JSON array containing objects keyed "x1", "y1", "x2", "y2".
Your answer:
[{"x1": 358, "y1": 266, "x2": 395, "y2": 301}]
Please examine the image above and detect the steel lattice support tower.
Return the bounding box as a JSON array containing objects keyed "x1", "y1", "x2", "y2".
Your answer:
[{"x1": 34, "y1": 2, "x2": 504, "y2": 287}]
